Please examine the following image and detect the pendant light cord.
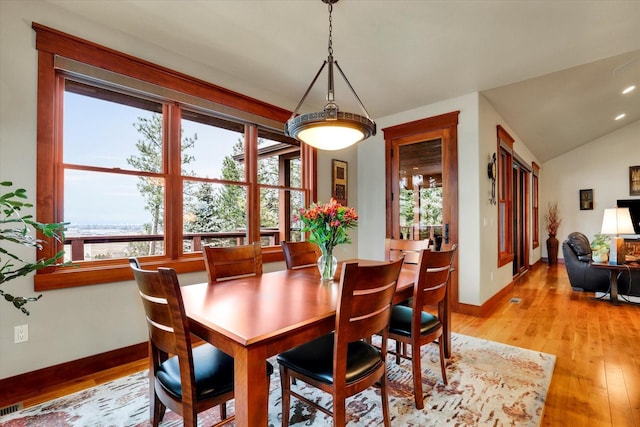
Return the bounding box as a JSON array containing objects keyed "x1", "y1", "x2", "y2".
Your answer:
[{"x1": 328, "y1": 2, "x2": 333, "y2": 58}]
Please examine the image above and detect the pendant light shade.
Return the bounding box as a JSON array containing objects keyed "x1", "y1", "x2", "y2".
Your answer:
[{"x1": 285, "y1": 0, "x2": 376, "y2": 150}]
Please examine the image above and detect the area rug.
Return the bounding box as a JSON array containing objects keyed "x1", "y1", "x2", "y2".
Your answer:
[{"x1": 0, "y1": 334, "x2": 555, "y2": 426}]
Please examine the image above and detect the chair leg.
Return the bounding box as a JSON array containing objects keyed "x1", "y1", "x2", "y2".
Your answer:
[
  {"x1": 439, "y1": 337, "x2": 448, "y2": 385},
  {"x1": 333, "y1": 392, "x2": 347, "y2": 427},
  {"x1": 183, "y1": 407, "x2": 197, "y2": 427},
  {"x1": 150, "y1": 387, "x2": 165, "y2": 427},
  {"x1": 395, "y1": 340, "x2": 402, "y2": 364},
  {"x1": 220, "y1": 403, "x2": 227, "y2": 420},
  {"x1": 280, "y1": 366, "x2": 291, "y2": 427},
  {"x1": 380, "y1": 373, "x2": 391, "y2": 427},
  {"x1": 411, "y1": 343, "x2": 424, "y2": 409}
]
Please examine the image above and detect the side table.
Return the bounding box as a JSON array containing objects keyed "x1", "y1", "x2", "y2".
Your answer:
[{"x1": 590, "y1": 262, "x2": 640, "y2": 305}]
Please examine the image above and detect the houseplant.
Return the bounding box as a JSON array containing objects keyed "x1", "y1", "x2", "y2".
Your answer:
[
  {"x1": 1, "y1": 181, "x2": 67, "y2": 315},
  {"x1": 590, "y1": 233, "x2": 610, "y2": 263},
  {"x1": 544, "y1": 202, "x2": 562, "y2": 265},
  {"x1": 296, "y1": 198, "x2": 358, "y2": 280}
]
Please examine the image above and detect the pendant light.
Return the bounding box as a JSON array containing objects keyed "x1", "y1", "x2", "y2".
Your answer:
[{"x1": 285, "y1": 0, "x2": 376, "y2": 150}]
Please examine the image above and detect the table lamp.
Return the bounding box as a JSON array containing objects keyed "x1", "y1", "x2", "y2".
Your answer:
[{"x1": 600, "y1": 207, "x2": 635, "y2": 265}]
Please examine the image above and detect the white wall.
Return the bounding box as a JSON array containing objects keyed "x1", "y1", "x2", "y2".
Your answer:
[
  {"x1": 316, "y1": 144, "x2": 359, "y2": 261},
  {"x1": 541, "y1": 120, "x2": 640, "y2": 254},
  {"x1": 478, "y1": 95, "x2": 541, "y2": 302}
]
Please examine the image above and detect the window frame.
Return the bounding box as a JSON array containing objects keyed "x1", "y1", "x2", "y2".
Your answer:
[
  {"x1": 531, "y1": 162, "x2": 540, "y2": 249},
  {"x1": 33, "y1": 23, "x2": 317, "y2": 290},
  {"x1": 496, "y1": 125, "x2": 514, "y2": 267}
]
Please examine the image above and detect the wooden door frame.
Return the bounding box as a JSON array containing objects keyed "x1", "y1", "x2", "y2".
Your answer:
[
  {"x1": 512, "y1": 159, "x2": 531, "y2": 277},
  {"x1": 382, "y1": 111, "x2": 460, "y2": 311}
]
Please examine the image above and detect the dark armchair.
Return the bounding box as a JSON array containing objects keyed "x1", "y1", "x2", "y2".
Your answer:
[{"x1": 562, "y1": 232, "x2": 640, "y2": 296}]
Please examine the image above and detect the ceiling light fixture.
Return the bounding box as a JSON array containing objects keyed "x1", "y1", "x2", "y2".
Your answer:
[
  {"x1": 622, "y1": 85, "x2": 636, "y2": 94},
  {"x1": 285, "y1": 0, "x2": 376, "y2": 151},
  {"x1": 615, "y1": 113, "x2": 626, "y2": 121}
]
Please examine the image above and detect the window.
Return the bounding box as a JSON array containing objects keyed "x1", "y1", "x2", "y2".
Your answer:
[
  {"x1": 33, "y1": 23, "x2": 316, "y2": 290},
  {"x1": 531, "y1": 162, "x2": 540, "y2": 249},
  {"x1": 497, "y1": 125, "x2": 514, "y2": 267}
]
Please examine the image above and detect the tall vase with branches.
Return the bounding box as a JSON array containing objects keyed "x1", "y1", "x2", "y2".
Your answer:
[{"x1": 544, "y1": 202, "x2": 562, "y2": 265}]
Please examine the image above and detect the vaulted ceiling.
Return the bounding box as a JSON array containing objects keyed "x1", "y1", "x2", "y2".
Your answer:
[{"x1": 44, "y1": 0, "x2": 640, "y2": 162}]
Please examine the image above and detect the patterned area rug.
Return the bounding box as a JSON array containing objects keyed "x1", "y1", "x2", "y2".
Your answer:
[{"x1": 0, "y1": 334, "x2": 555, "y2": 426}]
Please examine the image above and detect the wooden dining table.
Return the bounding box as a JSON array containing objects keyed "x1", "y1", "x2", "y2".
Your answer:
[{"x1": 181, "y1": 259, "x2": 451, "y2": 426}]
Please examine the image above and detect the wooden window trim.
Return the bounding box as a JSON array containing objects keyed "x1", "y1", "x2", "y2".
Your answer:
[
  {"x1": 531, "y1": 162, "x2": 540, "y2": 249},
  {"x1": 33, "y1": 23, "x2": 316, "y2": 290},
  {"x1": 497, "y1": 125, "x2": 514, "y2": 267}
]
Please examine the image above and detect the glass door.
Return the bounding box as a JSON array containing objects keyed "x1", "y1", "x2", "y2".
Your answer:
[{"x1": 398, "y1": 139, "x2": 443, "y2": 248}]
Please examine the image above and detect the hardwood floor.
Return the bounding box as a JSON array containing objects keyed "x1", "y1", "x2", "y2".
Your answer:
[
  {"x1": 453, "y1": 264, "x2": 640, "y2": 427},
  {"x1": 15, "y1": 264, "x2": 640, "y2": 426}
]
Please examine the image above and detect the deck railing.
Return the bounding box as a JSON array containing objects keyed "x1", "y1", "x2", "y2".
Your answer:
[{"x1": 63, "y1": 229, "x2": 283, "y2": 261}]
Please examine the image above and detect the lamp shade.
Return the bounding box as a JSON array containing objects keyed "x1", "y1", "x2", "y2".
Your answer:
[
  {"x1": 600, "y1": 207, "x2": 635, "y2": 235},
  {"x1": 287, "y1": 111, "x2": 375, "y2": 150}
]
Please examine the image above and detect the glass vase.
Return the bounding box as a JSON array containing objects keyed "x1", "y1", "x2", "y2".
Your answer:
[{"x1": 317, "y1": 248, "x2": 337, "y2": 281}]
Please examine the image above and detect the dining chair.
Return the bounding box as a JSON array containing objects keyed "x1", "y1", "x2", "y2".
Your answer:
[
  {"x1": 384, "y1": 237, "x2": 431, "y2": 266},
  {"x1": 129, "y1": 258, "x2": 273, "y2": 427},
  {"x1": 277, "y1": 258, "x2": 404, "y2": 427},
  {"x1": 387, "y1": 245, "x2": 457, "y2": 409},
  {"x1": 203, "y1": 241, "x2": 262, "y2": 282},
  {"x1": 281, "y1": 240, "x2": 322, "y2": 270}
]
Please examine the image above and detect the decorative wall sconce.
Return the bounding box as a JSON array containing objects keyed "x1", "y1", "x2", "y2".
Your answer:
[{"x1": 488, "y1": 152, "x2": 497, "y2": 205}]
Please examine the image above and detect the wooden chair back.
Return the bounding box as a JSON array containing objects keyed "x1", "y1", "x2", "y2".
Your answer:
[
  {"x1": 130, "y1": 258, "x2": 189, "y2": 362},
  {"x1": 412, "y1": 245, "x2": 457, "y2": 310},
  {"x1": 281, "y1": 240, "x2": 322, "y2": 270},
  {"x1": 203, "y1": 241, "x2": 262, "y2": 282},
  {"x1": 385, "y1": 237, "x2": 430, "y2": 265},
  {"x1": 336, "y1": 259, "x2": 405, "y2": 348}
]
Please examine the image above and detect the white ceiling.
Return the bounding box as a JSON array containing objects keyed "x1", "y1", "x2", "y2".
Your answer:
[{"x1": 45, "y1": 0, "x2": 640, "y2": 162}]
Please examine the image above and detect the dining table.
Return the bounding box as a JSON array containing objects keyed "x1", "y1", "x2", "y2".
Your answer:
[{"x1": 180, "y1": 259, "x2": 452, "y2": 426}]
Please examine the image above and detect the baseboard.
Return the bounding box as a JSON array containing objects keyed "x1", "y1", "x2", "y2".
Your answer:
[
  {"x1": 0, "y1": 342, "x2": 147, "y2": 408},
  {"x1": 457, "y1": 280, "x2": 515, "y2": 317}
]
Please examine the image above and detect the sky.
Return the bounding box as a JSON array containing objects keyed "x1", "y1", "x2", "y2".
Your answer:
[{"x1": 63, "y1": 91, "x2": 239, "y2": 226}]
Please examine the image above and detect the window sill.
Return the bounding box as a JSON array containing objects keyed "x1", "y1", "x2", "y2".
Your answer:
[{"x1": 34, "y1": 247, "x2": 285, "y2": 291}]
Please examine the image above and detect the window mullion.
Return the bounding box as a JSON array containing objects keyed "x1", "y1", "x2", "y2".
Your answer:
[
  {"x1": 246, "y1": 125, "x2": 260, "y2": 244},
  {"x1": 166, "y1": 104, "x2": 182, "y2": 259}
]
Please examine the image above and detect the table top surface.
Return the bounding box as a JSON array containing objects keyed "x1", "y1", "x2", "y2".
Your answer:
[
  {"x1": 591, "y1": 261, "x2": 640, "y2": 270},
  {"x1": 180, "y1": 260, "x2": 416, "y2": 347}
]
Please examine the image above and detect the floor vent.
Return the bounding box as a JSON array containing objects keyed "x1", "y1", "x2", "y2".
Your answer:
[
  {"x1": 0, "y1": 402, "x2": 23, "y2": 416},
  {"x1": 509, "y1": 297, "x2": 522, "y2": 304}
]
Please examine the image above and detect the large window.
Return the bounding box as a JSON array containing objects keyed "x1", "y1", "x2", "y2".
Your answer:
[{"x1": 33, "y1": 24, "x2": 315, "y2": 289}]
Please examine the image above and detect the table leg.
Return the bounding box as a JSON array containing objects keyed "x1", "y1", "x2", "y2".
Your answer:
[
  {"x1": 610, "y1": 271, "x2": 620, "y2": 305},
  {"x1": 234, "y1": 347, "x2": 269, "y2": 426}
]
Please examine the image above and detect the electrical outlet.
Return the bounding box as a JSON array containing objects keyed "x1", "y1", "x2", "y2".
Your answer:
[{"x1": 14, "y1": 325, "x2": 28, "y2": 343}]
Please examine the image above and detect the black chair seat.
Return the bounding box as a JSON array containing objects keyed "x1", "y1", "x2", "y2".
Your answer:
[
  {"x1": 389, "y1": 305, "x2": 440, "y2": 337},
  {"x1": 158, "y1": 344, "x2": 274, "y2": 402},
  {"x1": 277, "y1": 333, "x2": 383, "y2": 385}
]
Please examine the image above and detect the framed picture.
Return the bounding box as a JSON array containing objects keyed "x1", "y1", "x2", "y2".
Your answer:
[
  {"x1": 579, "y1": 189, "x2": 593, "y2": 210},
  {"x1": 630, "y1": 166, "x2": 640, "y2": 196},
  {"x1": 332, "y1": 159, "x2": 348, "y2": 205}
]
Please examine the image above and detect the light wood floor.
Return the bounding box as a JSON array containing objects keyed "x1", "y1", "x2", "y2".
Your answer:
[{"x1": 20, "y1": 264, "x2": 640, "y2": 426}]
